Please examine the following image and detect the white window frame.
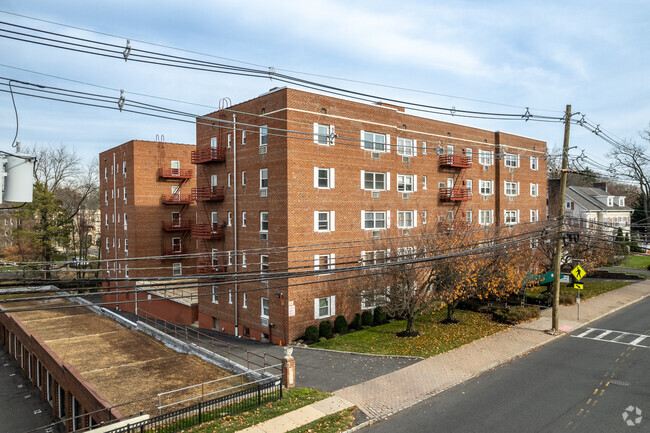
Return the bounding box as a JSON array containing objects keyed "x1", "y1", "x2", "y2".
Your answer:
[
  {"x1": 260, "y1": 255, "x2": 269, "y2": 273},
  {"x1": 260, "y1": 212, "x2": 268, "y2": 233},
  {"x1": 314, "y1": 167, "x2": 335, "y2": 189},
  {"x1": 362, "y1": 171, "x2": 388, "y2": 191},
  {"x1": 479, "y1": 180, "x2": 493, "y2": 195},
  {"x1": 422, "y1": 175, "x2": 427, "y2": 190},
  {"x1": 314, "y1": 295, "x2": 335, "y2": 319},
  {"x1": 479, "y1": 210, "x2": 493, "y2": 226},
  {"x1": 227, "y1": 133, "x2": 232, "y2": 148},
  {"x1": 314, "y1": 211, "x2": 336, "y2": 232},
  {"x1": 361, "y1": 131, "x2": 388, "y2": 152},
  {"x1": 362, "y1": 210, "x2": 388, "y2": 230},
  {"x1": 261, "y1": 297, "x2": 270, "y2": 318},
  {"x1": 397, "y1": 174, "x2": 416, "y2": 192},
  {"x1": 478, "y1": 150, "x2": 494, "y2": 166},
  {"x1": 504, "y1": 153, "x2": 519, "y2": 168},
  {"x1": 259, "y1": 125, "x2": 268, "y2": 148},
  {"x1": 530, "y1": 156, "x2": 539, "y2": 170},
  {"x1": 314, "y1": 253, "x2": 335, "y2": 272},
  {"x1": 260, "y1": 168, "x2": 268, "y2": 190},
  {"x1": 210, "y1": 137, "x2": 217, "y2": 148},
  {"x1": 314, "y1": 123, "x2": 335, "y2": 145},
  {"x1": 504, "y1": 210, "x2": 519, "y2": 225},
  {"x1": 530, "y1": 209, "x2": 539, "y2": 222},
  {"x1": 243, "y1": 292, "x2": 248, "y2": 308},
  {"x1": 241, "y1": 171, "x2": 246, "y2": 186},
  {"x1": 227, "y1": 172, "x2": 232, "y2": 187},
  {"x1": 530, "y1": 183, "x2": 539, "y2": 197},
  {"x1": 242, "y1": 130, "x2": 247, "y2": 145},
  {"x1": 172, "y1": 263, "x2": 182, "y2": 276},
  {"x1": 397, "y1": 137, "x2": 416, "y2": 157},
  {"x1": 228, "y1": 212, "x2": 232, "y2": 227},
  {"x1": 504, "y1": 181, "x2": 519, "y2": 196},
  {"x1": 212, "y1": 285, "x2": 218, "y2": 304},
  {"x1": 397, "y1": 210, "x2": 416, "y2": 229},
  {"x1": 242, "y1": 212, "x2": 247, "y2": 227}
]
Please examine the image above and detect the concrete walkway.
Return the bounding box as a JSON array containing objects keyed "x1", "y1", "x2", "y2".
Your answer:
[{"x1": 333, "y1": 279, "x2": 650, "y2": 421}]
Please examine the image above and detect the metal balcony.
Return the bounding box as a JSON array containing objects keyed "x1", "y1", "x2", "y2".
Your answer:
[
  {"x1": 191, "y1": 186, "x2": 225, "y2": 202},
  {"x1": 439, "y1": 187, "x2": 473, "y2": 201},
  {"x1": 161, "y1": 194, "x2": 193, "y2": 205},
  {"x1": 162, "y1": 245, "x2": 188, "y2": 256},
  {"x1": 158, "y1": 167, "x2": 194, "y2": 179},
  {"x1": 438, "y1": 155, "x2": 472, "y2": 168},
  {"x1": 191, "y1": 224, "x2": 225, "y2": 240},
  {"x1": 196, "y1": 258, "x2": 226, "y2": 274},
  {"x1": 191, "y1": 147, "x2": 226, "y2": 164},
  {"x1": 162, "y1": 220, "x2": 192, "y2": 231}
]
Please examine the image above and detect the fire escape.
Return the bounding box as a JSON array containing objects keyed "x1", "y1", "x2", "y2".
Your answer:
[
  {"x1": 160, "y1": 165, "x2": 194, "y2": 256},
  {"x1": 191, "y1": 122, "x2": 228, "y2": 273},
  {"x1": 438, "y1": 149, "x2": 473, "y2": 229}
]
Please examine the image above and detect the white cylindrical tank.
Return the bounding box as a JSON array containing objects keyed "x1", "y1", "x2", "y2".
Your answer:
[{"x1": 4, "y1": 153, "x2": 35, "y2": 203}]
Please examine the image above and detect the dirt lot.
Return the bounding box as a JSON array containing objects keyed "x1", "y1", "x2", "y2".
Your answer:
[{"x1": 9, "y1": 297, "x2": 243, "y2": 417}]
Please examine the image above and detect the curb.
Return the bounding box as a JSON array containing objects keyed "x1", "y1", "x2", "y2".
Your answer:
[{"x1": 340, "y1": 287, "x2": 649, "y2": 432}]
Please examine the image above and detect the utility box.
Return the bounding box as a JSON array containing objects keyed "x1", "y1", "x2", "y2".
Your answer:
[{"x1": 2, "y1": 152, "x2": 35, "y2": 203}]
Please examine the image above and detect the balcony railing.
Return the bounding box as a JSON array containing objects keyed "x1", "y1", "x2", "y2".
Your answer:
[
  {"x1": 191, "y1": 147, "x2": 226, "y2": 164},
  {"x1": 196, "y1": 258, "x2": 227, "y2": 274},
  {"x1": 191, "y1": 224, "x2": 225, "y2": 240},
  {"x1": 439, "y1": 187, "x2": 473, "y2": 201},
  {"x1": 163, "y1": 245, "x2": 188, "y2": 255},
  {"x1": 191, "y1": 186, "x2": 225, "y2": 202},
  {"x1": 162, "y1": 220, "x2": 192, "y2": 231},
  {"x1": 161, "y1": 194, "x2": 193, "y2": 205},
  {"x1": 439, "y1": 155, "x2": 472, "y2": 168},
  {"x1": 158, "y1": 167, "x2": 194, "y2": 179}
]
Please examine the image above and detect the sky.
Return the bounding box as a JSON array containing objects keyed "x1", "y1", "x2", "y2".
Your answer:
[{"x1": 0, "y1": 1, "x2": 648, "y2": 170}]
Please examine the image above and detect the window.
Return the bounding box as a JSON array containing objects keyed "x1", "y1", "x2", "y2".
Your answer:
[
  {"x1": 260, "y1": 168, "x2": 268, "y2": 190},
  {"x1": 479, "y1": 180, "x2": 493, "y2": 195},
  {"x1": 261, "y1": 297, "x2": 269, "y2": 318},
  {"x1": 530, "y1": 183, "x2": 538, "y2": 197},
  {"x1": 504, "y1": 210, "x2": 519, "y2": 225},
  {"x1": 124, "y1": 213, "x2": 127, "y2": 230},
  {"x1": 241, "y1": 171, "x2": 246, "y2": 186},
  {"x1": 314, "y1": 211, "x2": 335, "y2": 232},
  {"x1": 397, "y1": 137, "x2": 415, "y2": 156},
  {"x1": 122, "y1": 161, "x2": 126, "y2": 178},
  {"x1": 607, "y1": 197, "x2": 613, "y2": 206},
  {"x1": 104, "y1": 167, "x2": 108, "y2": 182},
  {"x1": 505, "y1": 181, "x2": 519, "y2": 196},
  {"x1": 105, "y1": 237, "x2": 109, "y2": 251},
  {"x1": 211, "y1": 174, "x2": 217, "y2": 187},
  {"x1": 314, "y1": 167, "x2": 335, "y2": 189},
  {"x1": 228, "y1": 289, "x2": 233, "y2": 304},
  {"x1": 504, "y1": 153, "x2": 519, "y2": 168},
  {"x1": 260, "y1": 255, "x2": 269, "y2": 273},
  {"x1": 242, "y1": 130, "x2": 247, "y2": 145},
  {"x1": 618, "y1": 197, "x2": 625, "y2": 206},
  {"x1": 363, "y1": 171, "x2": 387, "y2": 190},
  {"x1": 125, "y1": 265, "x2": 129, "y2": 279},
  {"x1": 530, "y1": 209, "x2": 539, "y2": 222},
  {"x1": 314, "y1": 254, "x2": 335, "y2": 271},
  {"x1": 479, "y1": 150, "x2": 494, "y2": 166},
  {"x1": 479, "y1": 210, "x2": 493, "y2": 226},
  {"x1": 227, "y1": 133, "x2": 232, "y2": 148},
  {"x1": 227, "y1": 173, "x2": 232, "y2": 187},
  {"x1": 422, "y1": 141, "x2": 427, "y2": 154},
  {"x1": 314, "y1": 123, "x2": 335, "y2": 145},
  {"x1": 422, "y1": 176, "x2": 427, "y2": 190},
  {"x1": 530, "y1": 156, "x2": 539, "y2": 170},
  {"x1": 242, "y1": 253, "x2": 247, "y2": 268},
  {"x1": 228, "y1": 212, "x2": 232, "y2": 226},
  {"x1": 260, "y1": 212, "x2": 268, "y2": 232},
  {"x1": 104, "y1": 190, "x2": 108, "y2": 205},
  {"x1": 210, "y1": 137, "x2": 217, "y2": 148},
  {"x1": 260, "y1": 125, "x2": 268, "y2": 147},
  {"x1": 466, "y1": 210, "x2": 473, "y2": 223},
  {"x1": 362, "y1": 131, "x2": 387, "y2": 152},
  {"x1": 212, "y1": 285, "x2": 218, "y2": 304},
  {"x1": 173, "y1": 263, "x2": 182, "y2": 276},
  {"x1": 361, "y1": 250, "x2": 388, "y2": 265},
  {"x1": 105, "y1": 214, "x2": 108, "y2": 229},
  {"x1": 243, "y1": 292, "x2": 248, "y2": 308},
  {"x1": 466, "y1": 179, "x2": 473, "y2": 191},
  {"x1": 123, "y1": 187, "x2": 127, "y2": 203},
  {"x1": 242, "y1": 212, "x2": 247, "y2": 227},
  {"x1": 422, "y1": 210, "x2": 427, "y2": 224},
  {"x1": 314, "y1": 296, "x2": 335, "y2": 319},
  {"x1": 363, "y1": 211, "x2": 387, "y2": 229},
  {"x1": 124, "y1": 239, "x2": 128, "y2": 253},
  {"x1": 446, "y1": 210, "x2": 454, "y2": 221},
  {"x1": 211, "y1": 211, "x2": 218, "y2": 227},
  {"x1": 397, "y1": 175, "x2": 415, "y2": 192},
  {"x1": 397, "y1": 211, "x2": 415, "y2": 228}
]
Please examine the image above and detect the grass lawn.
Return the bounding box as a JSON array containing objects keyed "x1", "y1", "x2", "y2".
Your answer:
[
  {"x1": 189, "y1": 388, "x2": 330, "y2": 433},
  {"x1": 619, "y1": 255, "x2": 650, "y2": 269},
  {"x1": 311, "y1": 309, "x2": 508, "y2": 358},
  {"x1": 526, "y1": 280, "x2": 631, "y2": 304},
  {"x1": 288, "y1": 408, "x2": 356, "y2": 433}
]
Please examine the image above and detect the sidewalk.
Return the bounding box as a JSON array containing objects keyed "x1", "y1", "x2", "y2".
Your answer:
[
  {"x1": 236, "y1": 280, "x2": 648, "y2": 432},
  {"x1": 334, "y1": 279, "x2": 649, "y2": 420}
]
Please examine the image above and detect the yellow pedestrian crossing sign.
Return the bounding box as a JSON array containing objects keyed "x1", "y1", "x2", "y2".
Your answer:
[
  {"x1": 574, "y1": 283, "x2": 584, "y2": 290},
  {"x1": 571, "y1": 265, "x2": 586, "y2": 281}
]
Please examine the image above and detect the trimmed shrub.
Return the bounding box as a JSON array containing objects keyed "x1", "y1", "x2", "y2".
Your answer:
[
  {"x1": 492, "y1": 305, "x2": 540, "y2": 324},
  {"x1": 351, "y1": 313, "x2": 362, "y2": 330},
  {"x1": 334, "y1": 315, "x2": 348, "y2": 333},
  {"x1": 319, "y1": 320, "x2": 333, "y2": 339},
  {"x1": 305, "y1": 325, "x2": 319, "y2": 342},
  {"x1": 361, "y1": 310, "x2": 373, "y2": 326},
  {"x1": 559, "y1": 291, "x2": 575, "y2": 305},
  {"x1": 373, "y1": 306, "x2": 387, "y2": 325}
]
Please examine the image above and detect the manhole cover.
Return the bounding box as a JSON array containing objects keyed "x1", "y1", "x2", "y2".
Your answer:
[{"x1": 610, "y1": 379, "x2": 630, "y2": 387}]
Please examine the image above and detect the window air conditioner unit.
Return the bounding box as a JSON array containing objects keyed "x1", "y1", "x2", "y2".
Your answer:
[
  {"x1": 484, "y1": 165, "x2": 489, "y2": 171},
  {"x1": 372, "y1": 230, "x2": 380, "y2": 239},
  {"x1": 483, "y1": 195, "x2": 489, "y2": 201},
  {"x1": 402, "y1": 193, "x2": 410, "y2": 199},
  {"x1": 260, "y1": 232, "x2": 268, "y2": 241},
  {"x1": 509, "y1": 167, "x2": 515, "y2": 173},
  {"x1": 371, "y1": 191, "x2": 380, "y2": 199},
  {"x1": 259, "y1": 146, "x2": 267, "y2": 155},
  {"x1": 371, "y1": 152, "x2": 380, "y2": 159},
  {"x1": 402, "y1": 156, "x2": 410, "y2": 164},
  {"x1": 402, "y1": 229, "x2": 410, "y2": 236},
  {"x1": 260, "y1": 189, "x2": 268, "y2": 198},
  {"x1": 260, "y1": 317, "x2": 269, "y2": 327},
  {"x1": 509, "y1": 196, "x2": 515, "y2": 202}
]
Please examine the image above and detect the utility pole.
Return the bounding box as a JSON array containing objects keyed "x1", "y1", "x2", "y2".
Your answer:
[{"x1": 551, "y1": 104, "x2": 572, "y2": 333}]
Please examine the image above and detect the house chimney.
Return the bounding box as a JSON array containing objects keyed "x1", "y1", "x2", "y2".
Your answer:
[{"x1": 594, "y1": 182, "x2": 607, "y2": 192}]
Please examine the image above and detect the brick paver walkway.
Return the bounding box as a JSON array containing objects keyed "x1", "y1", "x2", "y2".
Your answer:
[{"x1": 334, "y1": 280, "x2": 650, "y2": 419}]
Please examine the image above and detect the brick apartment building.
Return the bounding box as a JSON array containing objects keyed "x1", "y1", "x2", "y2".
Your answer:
[
  {"x1": 192, "y1": 87, "x2": 547, "y2": 344},
  {"x1": 100, "y1": 140, "x2": 198, "y2": 320}
]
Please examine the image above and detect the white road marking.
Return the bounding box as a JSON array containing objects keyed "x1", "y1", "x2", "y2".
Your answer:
[{"x1": 572, "y1": 328, "x2": 650, "y2": 348}]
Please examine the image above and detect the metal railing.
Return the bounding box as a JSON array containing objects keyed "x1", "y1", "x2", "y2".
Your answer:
[
  {"x1": 161, "y1": 220, "x2": 192, "y2": 231},
  {"x1": 438, "y1": 187, "x2": 473, "y2": 201},
  {"x1": 438, "y1": 154, "x2": 472, "y2": 168},
  {"x1": 191, "y1": 186, "x2": 225, "y2": 201},
  {"x1": 158, "y1": 167, "x2": 194, "y2": 179},
  {"x1": 191, "y1": 147, "x2": 226, "y2": 164},
  {"x1": 191, "y1": 224, "x2": 225, "y2": 240},
  {"x1": 161, "y1": 194, "x2": 193, "y2": 205}
]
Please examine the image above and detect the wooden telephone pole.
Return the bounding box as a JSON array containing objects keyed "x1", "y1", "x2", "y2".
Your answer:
[{"x1": 551, "y1": 104, "x2": 572, "y2": 333}]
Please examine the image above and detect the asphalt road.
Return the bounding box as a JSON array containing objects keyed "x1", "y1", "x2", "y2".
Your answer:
[{"x1": 365, "y1": 297, "x2": 650, "y2": 433}]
